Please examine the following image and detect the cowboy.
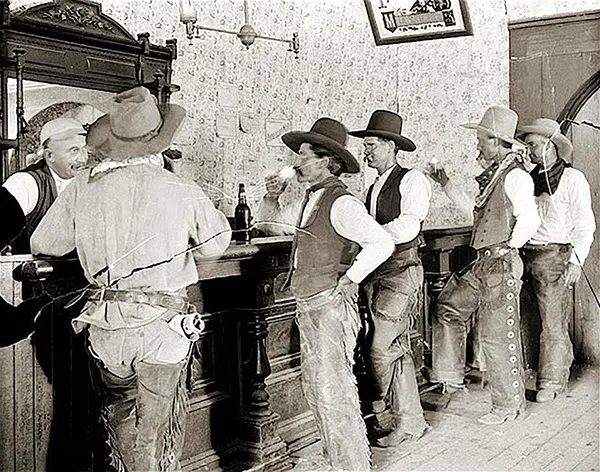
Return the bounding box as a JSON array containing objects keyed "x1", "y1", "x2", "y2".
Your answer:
[
  {"x1": 31, "y1": 86, "x2": 232, "y2": 472},
  {"x1": 257, "y1": 117, "x2": 394, "y2": 470},
  {"x1": 427, "y1": 106, "x2": 540, "y2": 425},
  {"x1": 517, "y1": 118, "x2": 595, "y2": 403},
  {"x1": 1, "y1": 117, "x2": 88, "y2": 254},
  {"x1": 348, "y1": 110, "x2": 431, "y2": 447}
]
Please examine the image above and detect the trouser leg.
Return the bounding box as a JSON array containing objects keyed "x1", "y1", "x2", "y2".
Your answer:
[
  {"x1": 296, "y1": 291, "x2": 371, "y2": 471},
  {"x1": 93, "y1": 360, "x2": 138, "y2": 472},
  {"x1": 366, "y1": 264, "x2": 427, "y2": 434},
  {"x1": 479, "y1": 253, "x2": 525, "y2": 415},
  {"x1": 431, "y1": 268, "x2": 480, "y2": 385},
  {"x1": 133, "y1": 360, "x2": 187, "y2": 472},
  {"x1": 525, "y1": 248, "x2": 574, "y2": 390}
]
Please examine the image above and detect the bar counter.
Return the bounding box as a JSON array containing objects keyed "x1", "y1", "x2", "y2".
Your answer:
[{"x1": 0, "y1": 226, "x2": 473, "y2": 472}]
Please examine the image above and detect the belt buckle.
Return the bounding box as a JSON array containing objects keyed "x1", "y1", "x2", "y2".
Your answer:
[{"x1": 98, "y1": 287, "x2": 107, "y2": 303}]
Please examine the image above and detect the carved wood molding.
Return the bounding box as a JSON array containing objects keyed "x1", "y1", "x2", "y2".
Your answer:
[{"x1": 12, "y1": 0, "x2": 133, "y2": 42}]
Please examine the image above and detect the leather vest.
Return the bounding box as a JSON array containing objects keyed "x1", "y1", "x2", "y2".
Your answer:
[
  {"x1": 291, "y1": 179, "x2": 359, "y2": 299},
  {"x1": 11, "y1": 160, "x2": 57, "y2": 254},
  {"x1": 365, "y1": 165, "x2": 422, "y2": 252},
  {"x1": 470, "y1": 161, "x2": 523, "y2": 250}
]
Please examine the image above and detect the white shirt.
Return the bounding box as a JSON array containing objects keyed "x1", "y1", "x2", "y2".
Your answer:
[
  {"x1": 443, "y1": 168, "x2": 540, "y2": 249},
  {"x1": 367, "y1": 167, "x2": 431, "y2": 244},
  {"x1": 2, "y1": 163, "x2": 72, "y2": 215},
  {"x1": 528, "y1": 167, "x2": 595, "y2": 265},
  {"x1": 257, "y1": 188, "x2": 394, "y2": 284}
]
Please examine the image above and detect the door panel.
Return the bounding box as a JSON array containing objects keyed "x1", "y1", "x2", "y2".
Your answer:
[
  {"x1": 569, "y1": 89, "x2": 600, "y2": 363},
  {"x1": 510, "y1": 11, "x2": 600, "y2": 365}
]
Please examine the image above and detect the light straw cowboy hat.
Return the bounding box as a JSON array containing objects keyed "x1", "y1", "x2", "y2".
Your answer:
[
  {"x1": 461, "y1": 106, "x2": 522, "y2": 146},
  {"x1": 282, "y1": 118, "x2": 360, "y2": 173},
  {"x1": 349, "y1": 109, "x2": 416, "y2": 152},
  {"x1": 86, "y1": 87, "x2": 186, "y2": 161},
  {"x1": 517, "y1": 118, "x2": 573, "y2": 161}
]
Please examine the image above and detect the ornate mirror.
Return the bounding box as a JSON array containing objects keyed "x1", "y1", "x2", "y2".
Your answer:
[{"x1": 0, "y1": 0, "x2": 179, "y2": 180}]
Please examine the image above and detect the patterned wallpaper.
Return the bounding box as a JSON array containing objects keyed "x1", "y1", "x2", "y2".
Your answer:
[{"x1": 9, "y1": 0, "x2": 599, "y2": 228}]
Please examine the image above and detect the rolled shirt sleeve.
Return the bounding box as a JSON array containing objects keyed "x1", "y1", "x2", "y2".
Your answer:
[
  {"x1": 330, "y1": 195, "x2": 395, "y2": 283},
  {"x1": 442, "y1": 179, "x2": 475, "y2": 217},
  {"x1": 382, "y1": 169, "x2": 432, "y2": 244},
  {"x1": 3, "y1": 172, "x2": 39, "y2": 216},
  {"x1": 504, "y1": 168, "x2": 541, "y2": 248},
  {"x1": 191, "y1": 187, "x2": 232, "y2": 258},
  {"x1": 255, "y1": 196, "x2": 300, "y2": 236}
]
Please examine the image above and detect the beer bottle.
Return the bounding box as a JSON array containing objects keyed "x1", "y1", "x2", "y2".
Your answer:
[{"x1": 234, "y1": 183, "x2": 252, "y2": 244}]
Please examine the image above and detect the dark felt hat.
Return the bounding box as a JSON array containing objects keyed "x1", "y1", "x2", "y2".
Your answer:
[
  {"x1": 282, "y1": 118, "x2": 360, "y2": 173},
  {"x1": 349, "y1": 110, "x2": 416, "y2": 152}
]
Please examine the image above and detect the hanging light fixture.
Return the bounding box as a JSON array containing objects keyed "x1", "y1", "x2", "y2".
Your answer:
[{"x1": 179, "y1": 0, "x2": 300, "y2": 58}]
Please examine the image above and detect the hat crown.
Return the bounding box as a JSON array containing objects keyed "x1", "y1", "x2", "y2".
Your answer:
[
  {"x1": 109, "y1": 87, "x2": 162, "y2": 139},
  {"x1": 477, "y1": 106, "x2": 518, "y2": 139},
  {"x1": 365, "y1": 109, "x2": 404, "y2": 135},
  {"x1": 525, "y1": 118, "x2": 561, "y2": 136},
  {"x1": 308, "y1": 118, "x2": 349, "y2": 148},
  {"x1": 39, "y1": 117, "x2": 86, "y2": 145}
]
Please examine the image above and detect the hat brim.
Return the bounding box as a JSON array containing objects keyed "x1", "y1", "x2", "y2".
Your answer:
[
  {"x1": 87, "y1": 104, "x2": 186, "y2": 161},
  {"x1": 282, "y1": 131, "x2": 360, "y2": 174},
  {"x1": 461, "y1": 123, "x2": 522, "y2": 146},
  {"x1": 516, "y1": 125, "x2": 573, "y2": 161},
  {"x1": 348, "y1": 130, "x2": 416, "y2": 152}
]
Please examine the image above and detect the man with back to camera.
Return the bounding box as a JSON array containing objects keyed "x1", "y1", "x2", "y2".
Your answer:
[
  {"x1": 427, "y1": 106, "x2": 541, "y2": 425},
  {"x1": 257, "y1": 117, "x2": 394, "y2": 470},
  {"x1": 348, "y1": 110, "x2": 432, "y2": 447},
  {"x1": 31, "y1": 86, "x2": 232, "y2": 472}
]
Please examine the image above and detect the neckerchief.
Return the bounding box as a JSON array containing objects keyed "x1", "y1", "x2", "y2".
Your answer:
[
  {"x1": 88, "y1": 154, "x2": 163, "y2": 181},
  {"x1": 531, "y1": 158, "x2": 570, "y2": 196},
  {"x1": 474, "y1": 162, "x2": 499, "y2": 192},
  {"x1": 474, "y1": 152, "x2": 520, "y2": 209}
]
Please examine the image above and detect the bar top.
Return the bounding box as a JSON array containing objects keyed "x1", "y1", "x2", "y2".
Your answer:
[{"x1": 8, "y1": 226, "x2": 472, "y2": 283}]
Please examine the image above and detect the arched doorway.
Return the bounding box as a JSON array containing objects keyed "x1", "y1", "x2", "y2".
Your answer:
[
  {"x1": 510, "y1": 10, "x2": 600, "y2": 366},
  {"x1": 561, "y1": 81, "x2": 600, "y2": 364}
]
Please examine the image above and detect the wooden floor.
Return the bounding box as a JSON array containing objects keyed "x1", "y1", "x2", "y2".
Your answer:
[{"x1": 291, "y1": 366, "x2": 599, "y2": 471}]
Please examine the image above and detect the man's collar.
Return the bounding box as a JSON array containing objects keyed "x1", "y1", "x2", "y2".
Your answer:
[{"x1": 47, "y1": 165, "x2": 72, "y2": 186}]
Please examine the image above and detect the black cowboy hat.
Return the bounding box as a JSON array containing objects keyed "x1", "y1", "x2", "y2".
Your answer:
[
  {"x1": 349, "y1": 110, "x2": 416, "y2": 152},
  {"x1": 282, "y1": 118, "x2": 360, "y2": 174}
]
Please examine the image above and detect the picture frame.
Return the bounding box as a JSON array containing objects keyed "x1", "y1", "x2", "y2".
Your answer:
[{"x1": 364, "y1": 0, "x2": 472, "y2": 45}]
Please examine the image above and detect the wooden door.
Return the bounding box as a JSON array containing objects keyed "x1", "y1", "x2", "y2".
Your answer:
[{"x1": 510, "y1": 11, "x2": 600, "y2": 365}]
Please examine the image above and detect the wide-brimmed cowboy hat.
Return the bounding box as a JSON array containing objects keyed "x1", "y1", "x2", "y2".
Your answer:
[
  {"x1": 282, "y1": 118, "x2": 360, "y2": 173},
  {"x1": 517, "y1": 118, "x2": 573, "y2": 161},
  {"x1": 461, "y1": 106, "x2": 521, "y2": 146},
  {"x1": 349, "y1": 110, "x2": 416, "y2": 152},
  {"x1": 86, "y1": 87, "x2": 186, "y2": 161}
]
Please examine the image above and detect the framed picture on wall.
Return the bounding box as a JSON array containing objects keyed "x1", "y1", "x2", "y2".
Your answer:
[{"x1": 364, "y1": 0, "x2": 472, "y2": 45}]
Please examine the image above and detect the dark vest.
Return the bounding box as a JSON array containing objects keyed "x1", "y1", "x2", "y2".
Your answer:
[
  {"x1": 291, "y1": 178, "x2": 359, "y2": 299},
  {"x1": 470, "y1": 160, "x2": 523, "y2": 250},
  {"x1": 365, "y1": 165, "x2": 422, "y2": 251},
  {"x1": 11, "y1": 159, "x2": 57, "y2": 254}
]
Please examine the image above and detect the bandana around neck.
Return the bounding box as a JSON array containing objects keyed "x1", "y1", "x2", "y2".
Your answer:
[
  {"x1": 531, "y1": 158, "x2": 571, "y2": 197},
  {"x1": 474, "y1": 162, "x2": 499, "y2": 192}
]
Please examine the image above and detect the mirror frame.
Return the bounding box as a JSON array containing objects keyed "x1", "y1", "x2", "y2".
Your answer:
[{"x1": 0, "y1": 0, "x2": 179, "y2": 179}]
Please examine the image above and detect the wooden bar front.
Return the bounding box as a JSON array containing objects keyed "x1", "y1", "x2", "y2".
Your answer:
[{"x1": 0, "y1": 227, "x2": 472, "y2": 472}]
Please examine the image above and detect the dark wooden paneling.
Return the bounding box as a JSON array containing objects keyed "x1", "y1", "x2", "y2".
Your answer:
[
  {"x1": 541, "y1": 53, "x2": 600, "y2": 120},
  {"x1": 0, "y1": 345, "x2": 15, "y2": 472}
]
